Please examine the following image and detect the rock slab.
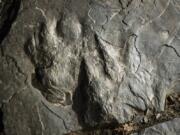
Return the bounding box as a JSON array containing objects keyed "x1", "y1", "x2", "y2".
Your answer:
[{"x1": 0, "y1": 0, "x2": 179, "y2": 135}]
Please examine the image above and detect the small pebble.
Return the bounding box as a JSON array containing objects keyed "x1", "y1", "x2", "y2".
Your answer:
[
  {"x1": 143, "y1": 117, "x2": 148, "y2": 123},
  {"x1": 156, "y1": 113, "x2": 161, "y2": 119}
]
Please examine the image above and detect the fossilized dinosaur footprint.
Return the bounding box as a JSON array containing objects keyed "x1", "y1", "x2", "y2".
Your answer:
[{"x1": 26, "y1": 14, "x2": 82, "y2": 106}]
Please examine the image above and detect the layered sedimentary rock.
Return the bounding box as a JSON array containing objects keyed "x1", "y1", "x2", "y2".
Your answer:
[{"x1": 0, "y1": 0, "x2": 179, "y2": 135}]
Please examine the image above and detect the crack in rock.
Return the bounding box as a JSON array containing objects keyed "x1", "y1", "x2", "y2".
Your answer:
[
  {"x1": 132, "y1": 34, "x2": 142, "y2": 73},
  {"x1": 41, "y1": 101, "x2": 69, "y2": 131},
  {"x1": 2, "y1": 88, "x2": 26, "y2": 104},
  {"x1": 36, "y1": 105, "x2": 45, "y2": 135},
  {"x1": 5, "y1": 55, "x2": 26, "y2": 77},
  {"x1": 162, "y1": 44, "x2": 180, "y2": 58}
]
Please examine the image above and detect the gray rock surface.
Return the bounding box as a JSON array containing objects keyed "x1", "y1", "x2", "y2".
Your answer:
[
  {"x1": 132, "y1": 118, "x2": 180, "y2": 135},
  {"x1": 0, "y1": 0, "x2": 179, "y2": 135}
]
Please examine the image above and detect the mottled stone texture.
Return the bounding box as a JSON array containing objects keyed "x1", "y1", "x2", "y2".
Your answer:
[
  {"x1": 132, "y1": 118, "x2": 180, "y2": 135},
  {"x1": 0, "y1": 0, "x2": 179, "y2": 135}
]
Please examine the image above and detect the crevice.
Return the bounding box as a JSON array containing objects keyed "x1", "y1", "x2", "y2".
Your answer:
[
  {"x1": 72, "y1": 59, "x2": 89, "y2": 128},
  {"x1": 0, "y1": 106, "x2": 5, "y2": 135},
  {"x1": 125, "y1": 103, "x2": 145, "y2": 115},
  {"x1": 5, "y1": 55, "x2": 26, "y2": 77},
  {"x1": 162, "y1": 44, "x2": 180, "y2": 58},
  {"x1": 0, "y1": 0, "x2": 21, "y2": 45},
  {"x1": 119, "y1": 0, "x2": 125, "y2": 10},
  {"x1": 132, "y1": 34, "x2": 141, "y2": 73},
  {"x1": 122, "y1": 19, "x2": 128, "y2": 26}
]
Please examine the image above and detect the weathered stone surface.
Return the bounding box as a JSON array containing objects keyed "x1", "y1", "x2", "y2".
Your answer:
[
  {"x1": 132, "y1": 118, "x2": 180, "y2": 135},
  {"x1": 0, "y1": 0, "x2": 179, "y2": 135}
]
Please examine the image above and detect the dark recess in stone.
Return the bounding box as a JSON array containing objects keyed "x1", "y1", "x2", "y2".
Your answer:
[
  {"x1": 34, "y1": 67, "x2": 45, "y2": 84},
  {"x1": 0, "y1": 108, "x2": 5, "y2": 135},
  {"x1": 72, "y1": 59, "x2": 89, "y2": 128},
  {"x1": 72, "y1": 59, "x2": 119, "y2": 130},
  {"x1": 0, "y1": 0, "x2": 21, "y2": 45},
  {"x1": 31, "y1": 71, "x2": 46, "y2": 97}
]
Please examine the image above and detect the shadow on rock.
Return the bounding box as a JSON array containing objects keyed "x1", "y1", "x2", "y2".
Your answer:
[
  {"x1": 72, "y1": 59, "x2": 119, "y2": 130},
  {"x1": 72, "y1": 59, "x2": 89, "y2": 128},
  {"x1": 0, "y1": 0, "x2": 21, "y2": 45},
  {"x1": 0, "y1": 107, "x2": 5, "y2": 135}
]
